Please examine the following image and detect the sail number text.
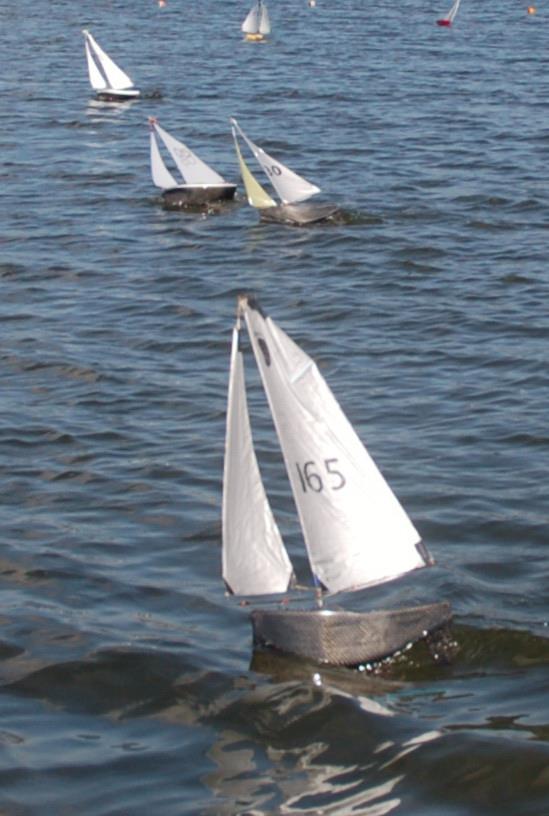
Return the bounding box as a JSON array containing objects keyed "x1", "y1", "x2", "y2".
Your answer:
[
  {"x1": 264, "y1": 164, "x2": 282, "y2": 177},
  {"x1": 295, "y1": 459, "x2": 346, "y2": 493}
]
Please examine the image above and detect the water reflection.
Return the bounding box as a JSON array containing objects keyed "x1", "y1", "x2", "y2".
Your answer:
[
  {"x1": 2, "y1": 626, "x2": 548, "y2": 814},
  {"x1": 250, "y1": 647, "x2": 402, "y2": 701},
  {"x1": 201, "y1": 668, "x2": 406, "y2": 815},
  {"x1": 85, "y1": 97, "x2": 140, "y2": 115}
]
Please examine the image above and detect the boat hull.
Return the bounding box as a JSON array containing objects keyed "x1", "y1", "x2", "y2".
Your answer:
[
  {"x1": 161, "y1": 184, "x2": 237, "y2": 208},
  {"x1": 259, "y1": 202, "x2": 339, "y2": 226},
  {"x1": 96, "y1": 88, "x2": 140, "y2": 101},
  {"x1": 436, "y1": 19, "x2": 452, "y2": 25},
  {"x1": 244, "y1": 33, "x2": 267, "y2": 41},
  {"x1": 251, "y1": 602, "x2": 452, "y2": 666}
]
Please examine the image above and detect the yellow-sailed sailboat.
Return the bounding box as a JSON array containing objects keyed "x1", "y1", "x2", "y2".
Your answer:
[{"x1": 230, "y1": 118, "x2": 339, "y2": 225}]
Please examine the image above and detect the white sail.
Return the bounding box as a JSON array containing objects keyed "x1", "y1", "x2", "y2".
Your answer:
[
  {"x1": 258, "y1": 2, "x2": 271, "y2": 34},
  {"x1": 447, "y1": 0, "x2": 461, "y2": 22},
  {"x1": 152, "y1": 122, "x2": 226, "y2": 186},
  {"x1": 242, "y1": 1, "x2": 270, "y2": 34},
  {"x1": 222, "y1": 324, "x2": 293, "y2": 596},
  {"x1": 150, "y1": 130, "x2": 178, "y2": 190},
  {"x1": 231, "y1": 119, "x2": 320, "y2": 205},
  {"x1": 242, "y1": 3, "x2": 259, "y2": 33},
  {"x1": 82, "y1": 30, "x2": 135, "y2": 91},
  {"x1": 242, "y1": 298, "x2": 430, "y2": 596},
  {"x1": 84, "y1": 39, "x2": 107, "y2": 91},
  {"x1": 440, "y1": 0, "x2": 460, "y2": 22}
]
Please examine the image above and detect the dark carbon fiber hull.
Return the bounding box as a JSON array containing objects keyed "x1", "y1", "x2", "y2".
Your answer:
[{"x1": 251, "y1": 602, "x2": 452, "y2": 665}]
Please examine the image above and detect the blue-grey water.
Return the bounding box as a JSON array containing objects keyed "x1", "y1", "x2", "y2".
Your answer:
[{"x1": 1, "y1": 0, "x2": 549, "y2": 813}]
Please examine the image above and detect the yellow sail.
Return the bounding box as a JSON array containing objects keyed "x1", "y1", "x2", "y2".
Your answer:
[{"x1": 233, "y1": 136, "x2": 276, "y2": 209}]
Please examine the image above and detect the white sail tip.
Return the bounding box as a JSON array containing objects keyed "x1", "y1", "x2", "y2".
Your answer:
[
  {"x1": 238, "y1": 294, "x2": 266, "y2": 318},
  {"x1": 237, "y1": 294, "x2": 249, "y2": 314}
]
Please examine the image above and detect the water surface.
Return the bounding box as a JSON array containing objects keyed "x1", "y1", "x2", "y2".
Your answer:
[{"x1": 1, "y1": 0, "x2": 549, "y2": 813}]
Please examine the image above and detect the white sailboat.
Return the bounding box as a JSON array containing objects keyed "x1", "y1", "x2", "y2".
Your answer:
[
  {"x1": 230, "y1": 118, "x2": 338, "y2": 225},
  {"x1": 149, "y1": 118, "x2": 236, "y2": 208},
  {"x1": 222, "y1": 296, "x2": 451, "y2": 666},
  {"x1": 82, "y1": 30, "x2": 140, "y2": 101},
  {"x1": 436, "y1": 0, "x2": 460, "y2": 26},
  {"x1": 241, "y1": 0, "x2": 271, "y2": 41}
]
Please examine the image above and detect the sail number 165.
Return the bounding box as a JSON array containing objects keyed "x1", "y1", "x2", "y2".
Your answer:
[{"x1": 295, "y1": 459, "x2": 346, "y2": 493}]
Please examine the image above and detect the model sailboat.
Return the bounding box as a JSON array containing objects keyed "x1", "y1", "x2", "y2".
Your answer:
[
  {"x1": 149, "y1": 118, "x2": 236, "y2": 208},
  {"x1": 436, "y1": 0, "x2": 460, "y2": 26},
  {"x1": 241, "y1": 0, "x2": 271, "y2": 41},
  {"x1": 230, "y1": 118, "x2": 338, "y2": 225},
  {"x1": 222, "y1": 296, "x2": 451, "y2": 666},
  {"x1": 82, "y1": 30, "x2": 140, "y2": 101}
]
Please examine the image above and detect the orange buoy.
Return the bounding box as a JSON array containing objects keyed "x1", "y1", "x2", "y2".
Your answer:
[{"x1": 527, "y1": 5, "x2": 536, "y2": 12}]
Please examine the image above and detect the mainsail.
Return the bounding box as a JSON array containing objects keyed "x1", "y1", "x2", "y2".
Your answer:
[
  {"x1": 222, "y1": 323, "x2": 293, "y2": 595},
  {"x1": 82, "y1": 30, "x2": 135, "y2": 92},
  {"x1": 239, "y1": 297, "x2": 431, "y2": 595},
  {"x1": 241, "y1": 0, "x2": 271, "y2": 35},
  {"x1": 149, "y1": 119, "x2": 227, "y2": 189},
  {"x1": 231, "y1": 118, "x2": 320, "y2": 205}
]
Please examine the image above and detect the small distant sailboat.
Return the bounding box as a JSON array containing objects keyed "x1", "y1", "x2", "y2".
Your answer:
[
  {"x1": 149, "y1": 118, "x2": 236, "y2": 208},
  {"x1": 82, "y1": 30, "x2": 140, "y2": 101},
  {"x1": 230, "y1": 118, "x2": 338, "y2": 225},
  {"x1": 222, "y1": 295, "x2": 452, "y2": 666},
  {"x1": 241, "y1": 0, "x2": 271, "y2": 42},
  {"x1": 436, "y1": 0, "x2": 460, "y2": 26}
]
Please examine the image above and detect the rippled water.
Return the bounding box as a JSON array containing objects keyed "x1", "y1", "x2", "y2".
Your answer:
[{"x1": 1, "y1": 0, "x2": 549, "y2": 813}]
